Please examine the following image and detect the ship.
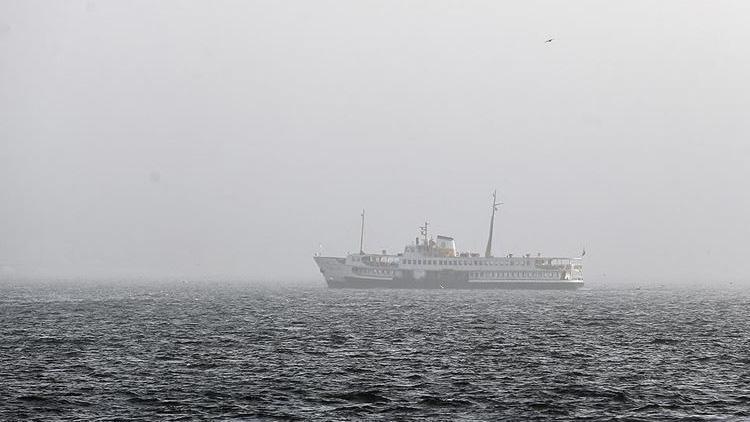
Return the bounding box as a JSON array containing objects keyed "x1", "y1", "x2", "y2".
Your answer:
[{"x1": 313, "y1": 191, "x2": 584, "y2": 289}]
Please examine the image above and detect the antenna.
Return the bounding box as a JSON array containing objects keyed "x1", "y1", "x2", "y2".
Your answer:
[
  {"x1": 419, "y1": 221, "x2": 430, "y2": 249},
  {"x1": 359, "y1": 209, "x2": 365, "y2": 255},
  {"x1": 484, "y1": 190, "x2": 503, "y2": 258}
]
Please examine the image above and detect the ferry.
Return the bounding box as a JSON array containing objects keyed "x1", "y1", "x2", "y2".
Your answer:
[{"x1": 313, "y1": 192, "x2": 584, "y2": 289}]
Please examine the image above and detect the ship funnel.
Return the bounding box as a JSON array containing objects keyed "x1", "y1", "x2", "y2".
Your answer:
[{"x1": 437, "y1": 235, "x2": 457, "y2": 257}]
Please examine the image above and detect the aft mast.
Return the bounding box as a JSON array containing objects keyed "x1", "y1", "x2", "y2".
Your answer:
[
  {"x1": 359, "y1": 209, "x2": 365, "y2": 255},
  {"x1": 484, "y1": 190, "x2": 503, "y2": 258}
]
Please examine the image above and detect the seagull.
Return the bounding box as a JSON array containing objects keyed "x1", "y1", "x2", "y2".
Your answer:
[{"x1": 545, "y1": 38, "x2": 554, "y2": 43}]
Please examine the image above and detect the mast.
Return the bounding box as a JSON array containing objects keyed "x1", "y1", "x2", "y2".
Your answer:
[
  {"x1": 419, "y1": 221, "x2": 429, "y2": 250},
  {"x1": 484, "y1": 190, "x2": 503, "y2": 258},
  {"x1": 359, "y1": 209, "x2": 365, "y2": 255}
]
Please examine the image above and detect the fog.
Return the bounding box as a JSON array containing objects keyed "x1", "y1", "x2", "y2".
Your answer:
[{"x1": 2, "y1": 1, "x2": 749, "y2": 284}]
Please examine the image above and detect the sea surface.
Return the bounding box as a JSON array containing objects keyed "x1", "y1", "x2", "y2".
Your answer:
[{"x1": 0, "y1": 281, "x2": 748, "y2": 421}]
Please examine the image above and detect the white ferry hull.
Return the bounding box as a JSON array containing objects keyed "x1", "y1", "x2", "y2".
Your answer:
[
  {"x1": 331, "y1": 277, "x2": 583, "y2": 290},
  {"x1": 314, "y1": 256, "x2": 584, "y2": 290}
]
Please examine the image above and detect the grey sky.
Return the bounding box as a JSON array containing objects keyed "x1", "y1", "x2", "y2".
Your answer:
[{"x1": 2, "y1": 1, "x2": 749, "y2": 283}]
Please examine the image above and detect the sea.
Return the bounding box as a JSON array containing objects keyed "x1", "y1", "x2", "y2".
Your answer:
[{"x1": 0, "y1": 280, "x2": 748, "y2": 421}]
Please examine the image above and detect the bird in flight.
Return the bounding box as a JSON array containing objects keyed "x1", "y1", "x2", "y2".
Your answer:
[{"x1": 545, "y1": 38, "x2": 554, "y2": 43}]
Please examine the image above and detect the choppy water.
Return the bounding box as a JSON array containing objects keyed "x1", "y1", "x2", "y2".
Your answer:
[{"x1": 1, "y1": 281, "x2": 749, "y2": 421}]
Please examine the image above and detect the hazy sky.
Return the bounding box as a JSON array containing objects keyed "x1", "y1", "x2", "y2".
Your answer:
[{"x1": 2, "y1": 1, "x2": 749, "y2": 284}]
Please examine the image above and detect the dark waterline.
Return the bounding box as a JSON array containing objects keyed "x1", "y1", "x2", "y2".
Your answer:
[{"x1": 1, "y1": 281, "x2": 748, "y2": 420}]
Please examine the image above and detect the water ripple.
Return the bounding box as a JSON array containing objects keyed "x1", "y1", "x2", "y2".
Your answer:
[{"x1": 1, "y1": 282, "x2": 748, "y2": 420}]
